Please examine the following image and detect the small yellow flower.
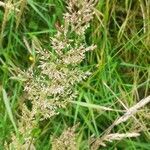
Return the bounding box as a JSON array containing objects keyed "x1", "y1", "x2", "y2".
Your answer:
[{"x1": 29, "y1": 55, "x2": 35, "y2": 63}]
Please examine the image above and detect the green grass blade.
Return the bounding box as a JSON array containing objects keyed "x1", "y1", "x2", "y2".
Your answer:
[{"x1": 2, "y1": 89, "x2": 17, "y2": 133}]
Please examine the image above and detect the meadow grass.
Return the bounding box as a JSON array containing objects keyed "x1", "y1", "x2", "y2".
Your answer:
[{"x1": 0, "y1": 0, "x2": 150, "y2": 149}]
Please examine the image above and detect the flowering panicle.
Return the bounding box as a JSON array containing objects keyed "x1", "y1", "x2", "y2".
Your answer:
[
  {"x1": 90, "y1": 132, "x2": 140, "y2": 149},
  {"x1": 64, "y1": 0, "x2": 98, "y2": 35},
  {"x1": 52, "y1": 125, "x2": 78, "y2": 150},
  {"x1": 22, "y1": 0, "x2": 97, "y2": 119},
  {"x1": 23, "y1": 35, "x2": 95, "y2": 120},
  {"x1": 6, "y1": 0, "x2": 97, "y2": 148}
]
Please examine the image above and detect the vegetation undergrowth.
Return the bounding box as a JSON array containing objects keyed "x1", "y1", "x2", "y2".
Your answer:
[{"x1": 0, "y1": 0, "x2": 150, "y2": 150}]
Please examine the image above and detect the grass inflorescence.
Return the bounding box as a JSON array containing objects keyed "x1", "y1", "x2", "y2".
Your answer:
[{"x1": 0, "y1": 0, "x2": 150, "y2": 149}]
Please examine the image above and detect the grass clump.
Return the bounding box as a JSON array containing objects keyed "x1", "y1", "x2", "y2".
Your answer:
[{"x1": 0, "y1": 0, "x2": 150, "y2": 150}]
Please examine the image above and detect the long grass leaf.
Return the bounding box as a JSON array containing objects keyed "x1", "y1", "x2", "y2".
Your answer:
[{"x1": 2, "y1": 88, "x2": 17, "y2": 133}]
